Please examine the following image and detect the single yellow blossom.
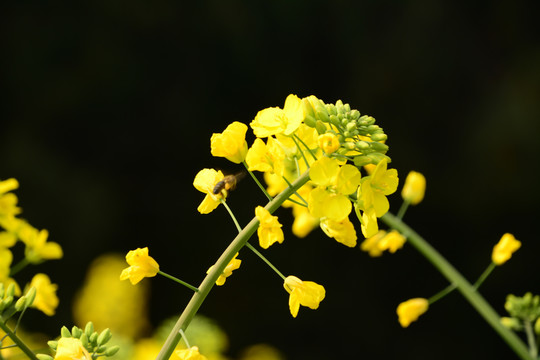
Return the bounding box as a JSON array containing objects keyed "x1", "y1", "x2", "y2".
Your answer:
[
  {"x1": 492, "y1": 233, "x2": 521, "y2": 265},
  {"x1": 19, "y1": 225, "x2": 63, "y2": 264},
  {"x1": 401, "y1": 171, "x2": 426, "y2": 205},
  {"x1": 250, "y1": 94, "x2": 304, "y2": 137},
  {"x1": 0, "y1": 232, "x2": 16, "y2": 248},
  {"x1": 0, "y1": 178, "x2": 19, "y2": 195},
  {"x1": 193, "y1": 169, "x2": 225, "y2": 214},
  {"x1": 120, "y1": 247, "x2": 160, "y2": 285},
  {"x1": 28, "y1": 273, "x2": 59, "y2": 316},
  {"x1": 54, "y1": 337, "x2": 91, "y2": 360},
  {"x1": 245, "y1": 137, "x2": 285, "y2": 176},
  {"x1": 255, "y1": 206, "x2": 284, "y2": 249},
  {"x1": 210, "y1": 121, "x2": 249, "y2": 164},
  {"x1": 283, "y1": 276, "x2": 325, "y2": 318},
  {"x1": 320, "y1": 217, "x2": 357, "y2": 247},
  {"x1": 378, "y1": 230, "x2": 406, "y2": 253},
  {"x1": 0, "y1": 193, "x2": 20, "y2": 218},
  {"x1": 318, "y1": 133, "x2": 340, "y2": 154},
  {"x1": 360, "y1": 230, "x2": 386, "y2": 257},
  {"x1": 308, "y1": 157, "x2": 360, "y2": 221},
  {"x1": 207, "y1": 253, "x2": 242, "y2": 286},
  {"x1": 173, "y1": 346, "x2": 208, "y2": 360},
  {"x1": 357, "y1": 158, "x2": 398, "y2": 217},
  {"x1": 358, "y1": 206, "x2": 379, "y2": 238},
  {"x1": 291, "y1": 204, "x2": 319, "y2": 238},
  {"x1": 0, "y1": 248, "x2": 13, "y2": 280},
  {"x1": 397, "y1": 298, "x2": 429, "y2": 328}
]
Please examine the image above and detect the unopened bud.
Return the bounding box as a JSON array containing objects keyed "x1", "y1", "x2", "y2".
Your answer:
[
  {"x1": 84, "y1": 322, "x2": 95, "y2": 338},
  {"x1": 370, "y1": 142, "x2": 389, "y2": 153},
  {"x1": 72, "y1": 326, "x2": 82, "y2": 338},
  {"x1": 304, "y1": 114, "x2": 317, "y2": 128},
  {"x1": 61, "y1": 326, "x2": 72, "y2": 338},
  {"x1": 97, "y1": 328, "x2": 112, "y2": 346},
  {"x1": 47, "y1": 340, "x2": 58, "y2": 351},
  {"x1": 36, "y1": 354, "x2": 54, "y2": 360},
  {"x1": 353, "y1": 156, "x2": 372, "y2": 167},
  {"x1": 25, "y1": 287, "x2": 37, "y2": 307},
  {"x1": 15, "y1": 296, "x2": 27, "y2": 311},
  {"x1": 329, "y1": 115, "x2": 340, "y2": 127},
  {"x1": 402, "y1": 171, "x2": 426, "y2": 205},
  {"x1": 371, "y1": 133, "x2": 387, "y2": 142},
  {"x1": 315, "y1": 120, "x2": 327, "y2": 135},
  {"x1": 105, "y1": 346, "x2": 120, "y2": 357}
]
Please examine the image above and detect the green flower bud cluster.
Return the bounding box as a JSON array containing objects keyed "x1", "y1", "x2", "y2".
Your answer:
[
  {"x1": 0, "y1": 283, "x2": 35, "y2": 321},
  {"x1": 44, "y1": 322, "x2": 120, "y2": 359},
  {"x1": 303, "y1": 96, "x2": 390, "y2": 166},
  {"x1": 502, "y1": 293, "x2": 540, "y2": 335}
]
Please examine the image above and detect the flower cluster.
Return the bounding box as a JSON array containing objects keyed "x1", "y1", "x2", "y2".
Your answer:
[{"x1": 190, "y1": 94, "x2": 399, "y2": 318}]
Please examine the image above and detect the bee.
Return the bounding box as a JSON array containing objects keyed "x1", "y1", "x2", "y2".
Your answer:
[{"x1": 213, "y1": 172, "x2": 246, "y2": 196}]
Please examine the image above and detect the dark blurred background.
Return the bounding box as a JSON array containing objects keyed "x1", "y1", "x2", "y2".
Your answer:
[{"x1": 2, "y1": 0, "x2": 540, "y2": 359}]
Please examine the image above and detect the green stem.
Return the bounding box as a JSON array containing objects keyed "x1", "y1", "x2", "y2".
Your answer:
[
  {"x1": 473, "y1": 262, "x2": 496, "y2": 290},
  {"x1": 9, "y1": 259, "x2": 29, "y2": 277},
  {"x1": 242, "y1": 161, "x2": 273, "y2": 202},
  {"x1": 293, "y1": 134, "x2": 318, "y2": 161},
  {"x1": 291, "y1": 136, "x2": 311, "y2": 169},
  {"x1": 524, "y1": 320, "x2": 538, "y2": 358},
  {"x1": 281, "y1": 176, "x2": 308, "y2": 206},
  {"x1": 427, "y1": 283, "x2": 457, "y2": 304},
  {"x1": 245, "y1": 242, "x2": 286, "y2": 280},
  {"x1": 0, "y1": 320, "x2": 39, "y2": 360},
  {"x1": 381, "y1": 212, "x2": 533, "y2": 360},
  {"x1": 158, "y1": 271, "x2": 199, "y2": 293},
  {"x1": 156, "y1": 170, "x2": 311, "y2": 360},
  {"x1": 220, "y1": 200, "x2": 242, "y2": 233},
  {"x1": 396, "y1": 200, "x2": 410, "y2": 220}
]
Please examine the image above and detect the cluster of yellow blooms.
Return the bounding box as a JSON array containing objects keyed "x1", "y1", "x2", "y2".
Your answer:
[{"x1": 0, "y1": 178, "x2": 61, "y2": 319}]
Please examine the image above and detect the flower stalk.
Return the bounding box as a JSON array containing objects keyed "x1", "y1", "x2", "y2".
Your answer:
[
  {"x1": 156, "y1": 170, "x2": 311, "y2": 360},
  {"x1": 381, "y1": 211, "x2": 533, "y2": 360},
  {"x1": 0, "y1": 320, "x2": 39, "y2": 360}
]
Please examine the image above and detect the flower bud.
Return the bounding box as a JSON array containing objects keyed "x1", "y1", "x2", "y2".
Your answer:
[
  {"x1": 371, "y1": 132, "x2": 387, "y2": 142},
  {"x1": 349, "y1": 109, "x2": 360, "y2": 120},
  {"x1": 326, "y1": 104, "x2": 337, "y2": 115},
  {"x1": 72, "y1": 326, "x2": 83, "y2": 338},
  {"x1": 370, "y1": 142, "x2": 389, "y2": 153},
  {"x1": 36, "y1": 354, "x2": 54, "y2": 360},
  {"x1": 316, "y1": 108, "x2": 330, "y2": 123},
  {"x1": 6, "y1": 283, "x2": 15, "y2": 298},
  {"x1": 97, "y1": 328, "x2": 112, "y2": 346},
  {"x1": 84, "y1": 322, "x2": 95, "y2": 338},
  {"x1": 492, "y1": 233, "x2": 521, "y2": 265},
  {"x1": 500, "y1": 317, "x2": 523, "y2": 331},
  {"x1": 358, "y1": 115, "x2": 375, "y2": 126},
  {"x1": 535, "y1": 318, "x2": 540, "y2": 335},
  {"x1": 353, "y1": 156, "x2": 371, "y2": 167},
  {"x1": 25, "y1": 287, "x2": 37, "y2": 307},
  {"x1": 61, "y1": 326, "x2": 72, "y2": 338},
  {"x1": 401, "y1": 171, "x2": 426, "y2": 205},
  {"x1": 397, "y1": 298, "x2": 429, "y2": 328},
  {"x1": 329, "y1": 114, "x2": 340, "y2": 127},
  {"x1": 47, "y1": 340, "x2": 58, "y2": 350},
  {"x1": 315, "y1": 120, "x2": 327, "y2": 135},
  {"x1": 105, "y1": 345, "x2": 120, "y2": 356},
  {"x1": 15, "y1": 296, "x2": 27, "y2": 311},
  {"x1": 304, "y1": 114, "x2": 317, "y2": 128}
]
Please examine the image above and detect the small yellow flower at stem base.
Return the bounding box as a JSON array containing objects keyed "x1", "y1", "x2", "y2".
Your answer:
[
  {"x1": 120, "y1": 247, "x2": 160, "y2": 285},
  {"x1": 401, "y1": 171, "x2": 426, "y2": 205},
  {"x1": 173, "y1": 346, "x2": 208, "y2": 360},
  {"x1": 27, "y1": 273, "x2": 59, "y2": 316},
  {"x1": 54, "y1": 337, "x2": 91, "y2": 360},
  {"x1": 207, "y1": 253, "x2": 242, "y2": 286},
  {"x1": 210, "y1": 122, "x2": 248, "y2": 164},
  {"x1": 492, "y1": 233, "x2": 521, "y2": 265},
  {"x1": 255, "y1": 206, "x2": 284, "y2": 249},
  {"x1": 283, "y1": 276, "x2": 325, "y2": 318},
  {"x1": 397, "y1": 298, "x2": 429, "y2": 328}
]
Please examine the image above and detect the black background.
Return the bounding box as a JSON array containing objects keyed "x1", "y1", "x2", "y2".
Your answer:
[{"x1": 2, "y1": 1, "x2": 540, "y2": 359}]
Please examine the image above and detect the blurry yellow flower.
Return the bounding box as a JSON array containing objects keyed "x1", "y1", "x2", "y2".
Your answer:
[
  {"x1": 193, "y1": 169, "x2": 225, "y2": 214},
  {"x1": 360, "y1": 230, "x2": 386, "y2": 257},
  {"x1": 401, "y1": 171, "x2": 426, "y2": 205},
  {"x1": 207, "y1": 253, "x2": 242, "y2": 286},
  {"x1": 255, "y1": 206, "x2": 284, "y2": 249},
  {"x1": 239, "y1": 344, "x2": 285, "y2": 360},
  {"x1": 74, "y1": 254, "x2": 151, "y2": 339},
  {"x1": 210, "y1": 122, "x2": 249, "y2": 164},
  {"x1": 245, "y1": 137, "x2": 285, "y2": 176},
  {"x1": 250, "y1": 94, "x2": 304, "y2": 137},
  {"x1": 134, "y1": 338, "x2": 162, "y2": 360},
  {"x1": 120, "y1": 247, "x2": 160, "y2": 285},
  {"x1": 0, "y1": 232, "x2": 16, "y2": 248},
  {"x1": 0, "y1": 248, "x2": 13, "y2": 280},
  {"x1": 318, "y1": 133, "x2": 340, "y2": 154},
  {"x1": 320, "y1": 217, "x2": 357, "y2": 247},
  {"x1": 173, "y1": 346, "x2": 208, "y2": 360},
  {"x1": 378, "y1": 230, "x2": 406, "y2": 253},
  {"x1": 397, "y1": 298, "x2": 429, "y2": 328},
  {"x1": 54, "y1": 337, "x2": 91, "y2": 360},
  {"x1": 291, "y1": 205, "x2": 319, "y2": 238},
  {"x1": 0, "y1": 178, "x2": 21, "y2": 218},
  {"x1": 28, "y1": 273, "x2": 59, "y2": 316},
  {"x1": 492, "y1": 233, "x2": 521, "y2": 265},
  {"x1": 19, "y1": 226, "x2": 63, "y2": 264},
  {"x1": 283, "y1": 276, "x2": 325, "y2": 318}
]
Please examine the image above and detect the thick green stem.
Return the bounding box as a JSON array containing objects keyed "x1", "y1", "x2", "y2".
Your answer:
[
  {"x1": 381, "y1": 212, "x2": 533, "y2": 360},
  {"x1": 155, "y1": 170, "x2": 311, "y2": 360},
  {"x1": 0, "y1": 320, "x2": 39, "y2": 360}
]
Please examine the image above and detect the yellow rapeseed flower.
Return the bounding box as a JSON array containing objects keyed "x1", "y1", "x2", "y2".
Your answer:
[
  {"x1": 0, "y1": 179, "x2": 20, "y2": 218},
  {"x1": 492, "y1": 233, "x2": 521, "y2": 265},
  {"x1": 207, "y1": 253, "x2": 242, "y2": 286},
  {"x1": 320, "y1": 217, "x2": 357, "y2": 247},
  {"x1": 358, "y1": 207, "x2": 379, "y2": 238},
  {"x1": 0, "y1": 248, "x2": 13, "y2": 280},
  {"x1": 18, "y1": 225, "x2": 63, "y2": 264},
  {"x1": 210, "y1": 121, "x2": 249, "y2": 164},
  {"x1": 28, "y1": 273, "x2": 59, "y2": 316},
  {"x1": 317, "y1": 133, "x2": 340, "y2": 154},
  {"x1": 397, "y1": 298, "x2": 429, "y2": 328},
  {"x1": 360, "y1": 230, "x2": 386, "y2": 257},
  {"x1": 255, "y1": 206, "x2": 284, "y2": 249},
  {"x1": 193, "y1": 169, "x2": 225, "y2": 214},
  {"x1": 308, "y1": 157, "x2": 360, "y2": 221},
  {"x1": 173, "y1": 346, "x2": 208, "y2": 360},
  {"x1": 378, "y1": 230, "x2": 406, "y2": 253},
  {"x1": 245, "y1": 137, "x2": 285, "y2": 176},
  {"x1": 401, "y1": 171, "x2": 426, "y2": 205},
  {"x1": 283, "y1": 276, "x2": 325, "y2": 318},
  {"x1": 250, "y1": 94, "x2": 304, "y2": 137},
  {"x1": 291, "y1": 204, "x2": 319, "y2": 238},
  {"x1": 357, "y1": 159, "x2": 398, "y2": 217},
  {"x1": 54, "y1": 337, "x2": 91, "y2": 360},
  {"x1": 120, "y1": 247, "x2": 160, "y2": 285}
]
